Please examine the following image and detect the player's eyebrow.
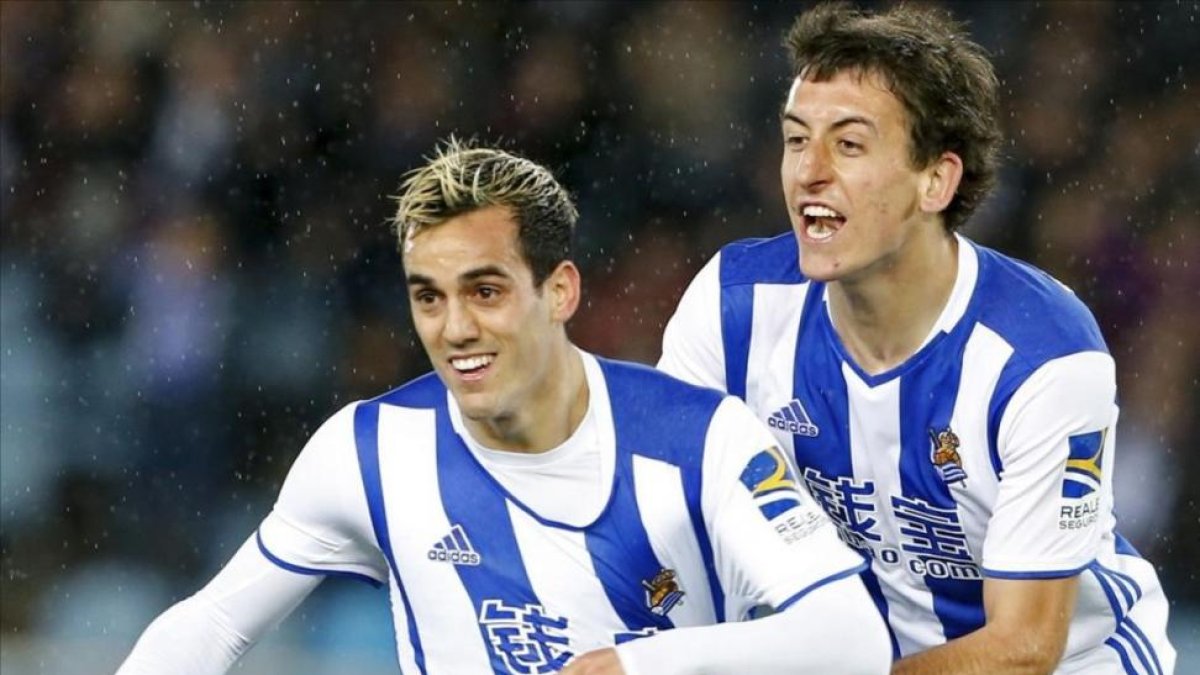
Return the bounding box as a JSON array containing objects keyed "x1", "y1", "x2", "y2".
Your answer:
[
  {"x1": 405, "y1": 265, "x2": 512, "y2": 288},
  {"x1": 780, "y1": 112, "x2": 878, "y2": 134},
  {"x1": 405, "y1": 272, "x2": 436, "y2": 288},
  {"x1": 459, "y1": 265, "x2": 510, "y2": 283}
]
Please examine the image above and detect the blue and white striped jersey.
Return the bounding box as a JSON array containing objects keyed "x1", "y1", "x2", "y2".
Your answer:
[
  {"x1": 659, "y1": 233, "x2": 1175, "y2": 674},
  {"x1": 257, "y1": 351, "x2": 865, "y2": 674}
]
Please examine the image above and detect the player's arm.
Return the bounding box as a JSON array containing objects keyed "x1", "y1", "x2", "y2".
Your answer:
[
  {"x1": 565, "y1": 398, "x2": 889, "y2": 675},
  {"x1": 656, "y1": 250, "x2": 726, "y2": 390},
  {"x1": 893, "y1": 352, "x2": 1117, "y2": 674},
  {"x1": 563, "y1": 575, "x2": 887, "y2": 675},
  {"x1": 891, "y1": 576, "x2": 1077, "y2": 674},
  {"x1": 117, "y1": 403, "x2": 387, "y2": 674},
  {"x1": 115, "y1": 536, "x2": 323, "y2": 674}
]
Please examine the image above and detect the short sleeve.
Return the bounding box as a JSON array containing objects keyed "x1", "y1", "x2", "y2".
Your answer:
[
  {"x1": 256, "y1": 402, "x2": 389, "y2": 585},
  {"x1": 702, "y1": 398, "x2": 867, "y2": 620},
  {"x1": 657, "y1": 251, "x2": 726, "y2": 391},
  {"x1": 982, "y1": 351, "x2": 1117, "y2": 577}
]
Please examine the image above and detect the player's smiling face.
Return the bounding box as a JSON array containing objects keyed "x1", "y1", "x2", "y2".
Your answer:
[
  {"x1": 404, "y1": 205, "x2": 573, "y2": 426},
  {"x1": 780, "y1": 69, "x2": 946, "y2": 283}
]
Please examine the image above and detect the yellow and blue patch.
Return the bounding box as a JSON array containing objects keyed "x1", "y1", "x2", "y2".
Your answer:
[
  {"x1": 1062, "y1": 429, "x2": 1105, "y2": 498},
  {"x1": 739, "y1": 446, "x2": 802, "y2": 519}
]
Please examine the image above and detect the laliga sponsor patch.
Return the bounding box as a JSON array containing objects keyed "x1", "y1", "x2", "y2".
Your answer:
[
  {"x1": 739, "y1": 446, "x2": 825, "y2": 542},
  {"x1": 1059, "y1": 429, "x2": 1106, "y2": 530}
]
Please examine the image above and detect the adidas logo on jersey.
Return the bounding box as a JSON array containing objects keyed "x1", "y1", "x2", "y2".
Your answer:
[
  {"x1": 428, "y1": 524, "x2": 481, "y2": 566},
  {"x1": 767, "y1": 399, "x2": 820, "y2": 438}
]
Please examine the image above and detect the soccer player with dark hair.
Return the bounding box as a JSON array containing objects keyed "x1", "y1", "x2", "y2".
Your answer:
[
  {"x1": 117, "y1": 139, "x2": 890, "y2": 674},
  {"x1": 659, "y1": 4, "x2": 1175, "y2": 673}
]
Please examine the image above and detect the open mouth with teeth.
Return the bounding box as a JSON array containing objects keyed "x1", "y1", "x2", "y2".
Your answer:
[
  {"x1": 449, "y1": 354, "x2": 495, "y2": 380},
  {"x1": 801, "y1": 204, "x2": 846, "y2": 241}
]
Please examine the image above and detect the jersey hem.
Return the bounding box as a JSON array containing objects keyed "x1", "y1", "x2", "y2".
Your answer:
[
  {"x1": 982, "y1": 562, "x2": 1089, "y2": 580},
  {"x1": 256, "y1": 530, "x2": 385, "y2": 588}
]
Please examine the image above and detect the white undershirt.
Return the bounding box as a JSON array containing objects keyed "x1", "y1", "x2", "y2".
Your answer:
[{"x1": 447, "y1": 350, "x2": 614, "y2": 527}]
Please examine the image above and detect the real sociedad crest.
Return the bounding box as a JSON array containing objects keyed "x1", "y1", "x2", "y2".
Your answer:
[
  {"x1": 642, "y1": 569, "x2": 684, "y2": 617},
  {"x1": 929, "y1": 427, "x2": 967, "y2": 487}
]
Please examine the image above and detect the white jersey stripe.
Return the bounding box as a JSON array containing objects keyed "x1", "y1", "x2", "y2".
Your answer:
[
  {"x1": 376, "y1": 404, "x2": 492, "y2": 672},
  {"x1": 506, "y1": 501, "x2": 627, "y2": 654},
  {"x1": 845, "y1": 368, "x2": 945, "y2": 653},
  {"x1": 631, "y1": 454, "x2": 716, "y2": 627},
  {"x1": 950, "y1": 325, "x2": 1013, "y2": 551},
  {"x1": 746, "y1": 283, "x2": 810, "y2": 445}
]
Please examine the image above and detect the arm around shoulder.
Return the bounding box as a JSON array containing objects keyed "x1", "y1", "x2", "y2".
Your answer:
[
  {"x1": 891, "y1": 575, "x2": 1078, "y2": 675},
  {"x1": 608, "y1": 574, "x2": 890, "y2": 675}
]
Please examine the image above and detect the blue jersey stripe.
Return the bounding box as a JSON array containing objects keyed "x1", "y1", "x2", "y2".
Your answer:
[
  {"x1": 1091, "y1": 563, "x2": 1128, "y2": 622},
  {"x1": 583, "y1": 458, "x2": 675, "y2": 632},
  {"x1": 1116, "y1": 622, "x2": 1156, "y2": 675},
  {"x1": 597, "y1": 358, "x2": 727, "y2": 623},
  {"x1": 860, "y1": 565, "x2": 901, "y2": 660},
  {"x1": 1098, "y1": 566, "x2": 1136, "y2": 611},
  {"x1": 433, "y1": 407, "x2": 555, "y2": 673},
  {"x1": 681, "y1": 445, "x2": 724, "y2": 621},
  {"x1": 1123, "y1": 618, "x2": 1164, "y2": 675},
  {"x1": 353, "y1": 403, "x2": 427, "y2": 674},
  {"x1": 794, "y1": 288, "x2": 854, "y2": 478},
  {"x1": 1106, "y1": 566, "x2": 1144, "y2": 602},
  {"x1": 1115, "y1": 533, "x2": 1141, "y2": 557},
  {"x1": 1105, "y1": 635, "x2": 1140, "y2": 674},
  {"x1": 897, "y1": 329, "x2": 984, "y2": 641},
  {"x1": 718, "y1": 282, "x2": 753, "y2": 400}
]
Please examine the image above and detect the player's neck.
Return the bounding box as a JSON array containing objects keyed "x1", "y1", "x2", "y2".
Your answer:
[
  {"x1": 465, "y1": 342, "x2": 589, "y2": 454},
  {"x1": 827, "y1": 230, "x2": 958, "y2": 376}
]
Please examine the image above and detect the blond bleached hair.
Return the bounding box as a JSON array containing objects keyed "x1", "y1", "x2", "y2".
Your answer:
[{"x1": 391, "y1": 137, "x2": 578, "y2": 285}]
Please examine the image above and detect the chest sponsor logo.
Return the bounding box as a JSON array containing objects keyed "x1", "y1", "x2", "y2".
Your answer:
[
  {"x1": 479, "y1": 600, "x2": 571, "y2": 674},
  {"x1": 802, "y1": 468, "x2": 981, "y2": 581}
]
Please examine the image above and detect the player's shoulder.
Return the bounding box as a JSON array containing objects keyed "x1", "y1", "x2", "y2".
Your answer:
[
  {"x1": 968, "y1": 240, "x2": 1108, "y2": 361},
  {"x1": 303, "y1": 373, "x2": 446, "y2": 453},
  {"x1": 717, "y1": 232, "x2": 806, "y2": 287},
  {"x1": 596, "y1": 357, "x2": 731, "y2": 465},
  {"x1": 364, "y1": 371, "x2": 447, "y2": 410},
  {"x1": 597, "y1": 356, "x2": 726, "y2": 410}
]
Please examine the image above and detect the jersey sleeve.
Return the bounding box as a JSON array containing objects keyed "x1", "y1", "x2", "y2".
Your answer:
[
  {"x1": 701, "y1": 397, "x2": 867, "y2": 619},
  {"x1": 256, "y1": 402, "x2": 389, "y2": 584},
  {"x1": 657, "y1": 251, "x2": 726, "y2": 391},
  {"x1": 982, "y1": 351, "x2": 1117, "y2": 577},
  {"x1": 117, "y1": 536, "x2": 324, "y2": 675}
]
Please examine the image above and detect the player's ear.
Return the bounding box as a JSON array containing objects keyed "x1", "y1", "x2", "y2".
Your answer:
[
  {"x1": 919, "y1": 151, "x2": 963, "y2": 215},
  {"x1": 544, "y1": 260, "x2": 581, "y2": 323}
]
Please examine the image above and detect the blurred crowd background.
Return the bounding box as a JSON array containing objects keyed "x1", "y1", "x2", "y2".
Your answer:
[{"x1": 1, "y1": 1, "x2": 1196, "y2": 672}]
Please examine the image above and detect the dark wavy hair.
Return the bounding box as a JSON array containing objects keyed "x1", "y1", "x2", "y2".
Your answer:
[{"x1": 786, "y1": 2, "x2": 1002, "y2": 230}]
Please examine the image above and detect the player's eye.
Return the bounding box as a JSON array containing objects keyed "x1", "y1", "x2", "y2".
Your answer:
[
  {"x1": 413, "y1": 290, "x2": 441, "y2": 306},
  {"x1": 837, "y1": 139, "x2": 864, "y2": 154},
  {"x1": 475, "y1": 285, "x2": 502, "y2": 301}
]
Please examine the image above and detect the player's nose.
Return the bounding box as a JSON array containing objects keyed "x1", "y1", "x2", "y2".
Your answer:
[
  {"x1": 790, "y1": 142, "x2": 833, "y2": 192},
  {"x1": 442, "y1": 299, "x2": 480, "y2": 345}
]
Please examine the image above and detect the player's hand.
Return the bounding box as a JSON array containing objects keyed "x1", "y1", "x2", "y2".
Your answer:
[{"x1": 560, "y1": 647, "x2": 626, "y2": 675}]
